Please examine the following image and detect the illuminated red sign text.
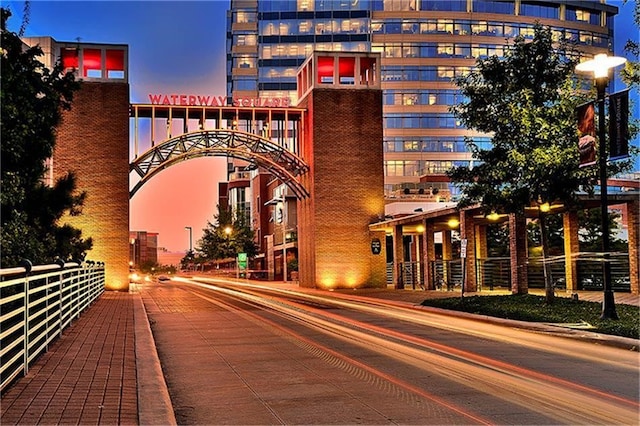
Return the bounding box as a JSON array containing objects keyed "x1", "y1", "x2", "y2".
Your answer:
[{"x1": 148, "y1": 94, "x2": 291, "y2": 108}]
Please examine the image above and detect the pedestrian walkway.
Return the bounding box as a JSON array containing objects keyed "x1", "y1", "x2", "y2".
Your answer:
[
  {"x1": 0, "y1": 290, "x2": 175, "y2": 426},
  {"x1": 0, "y1": 292, "x2": 139, "y2": 425},
  {"x1": 0, "y1": 283, "x2": 637, "y2": 425}
]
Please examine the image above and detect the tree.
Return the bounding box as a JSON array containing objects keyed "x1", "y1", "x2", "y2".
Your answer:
[
  {"x1": 1, "y1": 8, "x2": 92, "y2": 267},
  {"x1": 621, "y1": 0, "x2": 640, "y2": 88},
  {"x1": 196, "y1": 205, "x2": 258, "y2": 262},
  {"x1": 577, "y1": 208, "x2": 626, "y2": 253},
  {"x1": 447, "y1": 25, "x2": 635, "y2": 302}
]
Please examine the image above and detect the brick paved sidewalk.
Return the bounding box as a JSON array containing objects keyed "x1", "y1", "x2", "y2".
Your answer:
[{"x1": 0, "y1": 292, "x2": 138, "y2": 426}]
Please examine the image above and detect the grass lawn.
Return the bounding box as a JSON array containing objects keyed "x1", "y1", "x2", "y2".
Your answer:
[{"x1": 420, "y1": 294, "x2": 640, "y2": 340}]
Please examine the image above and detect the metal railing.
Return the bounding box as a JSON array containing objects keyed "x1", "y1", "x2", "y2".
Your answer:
[
  {"x1": 0, "y1": 261, "x2": 105, "y2": 392},
  {"x1": 389, "y1": 253, "x2": 631, "y2": 292}
]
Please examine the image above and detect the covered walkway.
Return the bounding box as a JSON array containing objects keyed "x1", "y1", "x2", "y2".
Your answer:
[{"x1": 371, "y1": 194, "x2": 639, "y2": 295}]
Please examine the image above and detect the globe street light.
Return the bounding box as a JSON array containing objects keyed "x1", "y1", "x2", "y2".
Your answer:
[{"x1": 575, "y1": 53, "x2": 627, "y2": 320}]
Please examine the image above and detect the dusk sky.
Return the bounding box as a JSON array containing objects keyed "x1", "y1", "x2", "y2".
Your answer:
[{"x1": 5, "y1": 1, "x2": 638, "y2": 253}]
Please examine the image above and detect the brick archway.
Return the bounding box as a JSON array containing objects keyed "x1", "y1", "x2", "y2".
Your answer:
[{"x1": 129, "y1": 129, "x2": 310, "y2": 199}]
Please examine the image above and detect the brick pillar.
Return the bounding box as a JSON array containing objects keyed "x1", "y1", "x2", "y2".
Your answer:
[
  {"x1": 55, "y1": 82, "x2": 130, "y2": 291},
  {"x1": 628, "y1": 199, "x2": 639, "y2": 295},
  {"x1": 296, "y1": 88, "x2": 385, "y2": 289},
  {"x1": 393, "y1": 225, "x2": 405, "y2": 289},
  {"x1": 476, "y1": 225, "x2": 488, "y2": 291},
  {"x1": 509, "y1": 213, "x2": 528, "y2": 294},
  {"x1": 265, "y1": 234, "x2": 275, "y2": 281},
  {"x1": 563, "y1": 210, "x2": 579, "y2": 293},
  {"x1": 424, "y1": 220, "x2": 436, "y2": 289},
  {"x1": 459, "y1": 211, "x2": 477, "y2": 292},
  {"x1": 442, "y1": 230, "x2": 452, "y2": 284}
]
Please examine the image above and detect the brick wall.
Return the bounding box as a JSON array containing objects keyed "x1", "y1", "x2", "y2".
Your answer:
[
  {"x1": 54, "y1": 82, "x2": 130, "y2": 291},
  {"x1": 297, "y1": 88, "x2": 385, "y2": 289},
  {"x1": 509, "y1": 213, "x2": 528, "y2": 294}
]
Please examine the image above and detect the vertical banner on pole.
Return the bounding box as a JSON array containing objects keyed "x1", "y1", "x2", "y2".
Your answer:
[
  {"x1": 576, "y1": 101, "x2": 597, "y2": 168},
  {"x1": 608, "y1": 89, "x2": 629, "y2": 161}
]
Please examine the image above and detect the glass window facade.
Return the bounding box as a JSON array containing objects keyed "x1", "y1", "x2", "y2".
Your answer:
[
  {"x1": 227, "y1": 0, "x2": 616, "y2": 196},
  {"x1": 520, "y1": 2, "x2": 559, "y2": 19}
]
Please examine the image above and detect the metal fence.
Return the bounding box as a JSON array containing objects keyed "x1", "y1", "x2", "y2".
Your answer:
[
  {"x1": 0, "y1": 261, "x2": 105, "y2": 392},
  {"x1": 389, "y1": 253, "x2": 631, "y2": 292}
]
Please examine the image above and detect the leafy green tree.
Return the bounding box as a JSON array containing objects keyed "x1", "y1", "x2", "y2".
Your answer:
[
  {"x1": 527, "y1": 215, "x2": 564, "y2": 256},
  {"x1": 525, "y1": 209, "x2": 626, "y2": 256},
  {"x1": 486, "y1": 223, "x2": 510, "y2": 257},
  {"x1": 1, "y1": 8, "x2": 92, "y2": 267},
  {"x1": 447, "y1": 25, "x2": 635, "y2": 301},
  {"x1": 577, "y1": 208, "x2": 627, "y2": 253},
  {"x1": 621, "y1": 0, "x2": 639, "y2": 88},
  {"x1": 180, "y1": 250, "x2": 196, "y2": 271},
  {"x1": 196, "y1": 205, "x2": 258, "y2": 261}
]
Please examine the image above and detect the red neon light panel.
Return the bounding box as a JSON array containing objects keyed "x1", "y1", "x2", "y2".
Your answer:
[{"x1": 83, "y1": 49, "x2": 101, "y2": 77}]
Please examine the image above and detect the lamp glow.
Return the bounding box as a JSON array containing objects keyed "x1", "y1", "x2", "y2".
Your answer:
[
  {"x1": 447, "y1": 218, "x2": 460, "y2": 228},
  {"x1": 575, "y1": 53, "x2": 627, "y2": 79}
]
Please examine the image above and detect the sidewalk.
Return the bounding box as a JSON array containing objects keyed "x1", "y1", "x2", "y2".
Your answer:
[
  {"x1": 0, "y1": 284, "x2": 637, "y2": 425},
  {"x1": 0, "y1": 290, "x2": 175, "y2": 426}
]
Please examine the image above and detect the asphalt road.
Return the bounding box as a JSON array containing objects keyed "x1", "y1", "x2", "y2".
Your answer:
[{"x1": 139, "y1": 277, "x2": 639, "y2": 425}]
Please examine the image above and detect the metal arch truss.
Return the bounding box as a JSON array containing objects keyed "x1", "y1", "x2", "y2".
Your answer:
[{"x1": 129, "y1": 130, "x2": 310, "y2": 199}]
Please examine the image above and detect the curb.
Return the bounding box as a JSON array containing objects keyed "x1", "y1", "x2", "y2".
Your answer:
[{"x1": 133, "y1": 292, "x2": 177, "y2": 426}]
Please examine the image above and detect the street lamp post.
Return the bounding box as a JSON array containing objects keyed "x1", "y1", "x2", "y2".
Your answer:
[
  {"x1": 576, "y1": 53, "x2": 627, "y2": 320},
  {"x1": 185, "y1": 226, "x2": 193, "y2": 253}
]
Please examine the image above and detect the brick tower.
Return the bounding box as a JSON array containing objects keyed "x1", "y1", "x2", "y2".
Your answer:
[
  {"x1": 47, "y1": 41, "x2": 130, "y2": 291},
  {"x1": 296, "y1": 52, "x2": 387, "y2": 289}
]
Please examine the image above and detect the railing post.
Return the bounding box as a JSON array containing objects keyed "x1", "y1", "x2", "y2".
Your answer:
[
  {"x1": 56, "y1": 259, "x2": 65, "y2": 337},
  {"x1": 21, "y1": 259, "x2": 32, "y2": 377}
]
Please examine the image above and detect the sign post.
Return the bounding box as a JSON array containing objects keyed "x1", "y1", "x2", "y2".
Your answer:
[
  {"x1": 237, "y1": 253, "x2": 248, "y2": 279},
  {"x1": 460, "y1": 239, "x2": 467, "y2": 299}
]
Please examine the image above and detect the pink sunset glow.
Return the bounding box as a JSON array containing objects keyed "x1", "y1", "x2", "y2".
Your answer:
[{"x1": 130, "y1": 157, "x2": 228, "y2": 253}]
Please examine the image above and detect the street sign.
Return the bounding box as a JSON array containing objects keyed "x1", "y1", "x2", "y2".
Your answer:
[
  {"x1": 461, "y1": 239, "x2": 467, "y2": 258},
  {"x1": 238, "y1": 253, "x2": 248, "y2": 270}
]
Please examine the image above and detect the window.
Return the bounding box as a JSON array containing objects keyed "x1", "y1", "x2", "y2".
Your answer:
[
  {"x1": 234, "y1": 34, "x2": 256, "y2": 46},
  {"x1": 383, "y1": 0, "x2": 417, "y2": 11},
  {"x1": 234, "y1": 10, "x2": 256, "y2": 23},
  {"x1": 234, "y1": 77, "x2": 257, "y2": 91},
  {"x1": 297, "y1": 0, "x2": 313, "y2": 11},
  {"x1": 235, "y1": 56, "x2": 256, "y2": 68},
  {"x1": 472, "y1": 1, "x2": 513, "y2": 14},
  {"x1": 567, "y1": 7, "x2": 600, "y2": 25},
  {"x1": 520, "y1": 2, "x2": 558, "y2": 19},
  {"x1": 83, "y1": 48, "x2": 102, "y2": 78},
  {"x1": 298, "y1": 20, "x2": 311, "y2": 33},
  {"x1": 437, "y1": 44, "x2": 454, "y2": 57},
  {"x1": 454, "y1": 21, "x2": 471, "y2": 35},
  {"x1": 437, "y1": 67, "x2": 454, "y2": 80},
  {"x1": 421, "y1": 0, "x2": 466, "y2": 11},
  {"x1": 437, "y1": 20, "x2": 454, "y2": 34},
  {"x1": 404, "y1": 141, "x2": 419, "y2": 151}
]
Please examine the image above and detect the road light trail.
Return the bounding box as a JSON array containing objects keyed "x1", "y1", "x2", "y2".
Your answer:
[
  {"x1": 192, "y1": 277, "x2": 639, "y2": 370},
  {"x1": 184, "y1": 286, "x2": 493, "y2": 425},
  {"x1": 175, "y1": 277, "x2": 639, "y2": 424}
]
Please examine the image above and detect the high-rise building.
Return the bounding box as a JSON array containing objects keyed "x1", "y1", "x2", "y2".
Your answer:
[{"x1": 226, "y1": 0, "x2": 618, "y2": 203}]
